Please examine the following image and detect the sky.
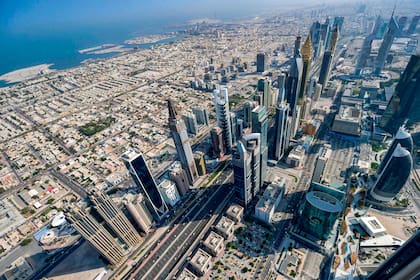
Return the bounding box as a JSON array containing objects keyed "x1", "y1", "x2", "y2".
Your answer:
[{"x1": 0, "y1": 0, "x2": 329, "y2": 34}]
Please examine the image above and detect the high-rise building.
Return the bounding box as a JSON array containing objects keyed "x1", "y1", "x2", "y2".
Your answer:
[
  {"x1": 355, "y1": 34, "x2": 374, "y2": 75},
  {"x1": 300, "y1": 182, "x2": 345, "y2": 240},
  {"x1": 167, "y1": 99, "x2": 198, "y2": 185},
  {"x1": 285, "y1": 56, "x2": 303, "y2": 115},
  {"x1": 370, "y1": 143, "x2": 412, "y2": 202},
  {"x1": 298, "y1": 35, "x2": 313, "y2": 121},
  {"x1": 89, "y1": 190, "x2": 141, "y2": 248},
  {"x1": 65, "y1": 205, "x2": 127, "y2": 266},
  {"x1": 121, "y1": 150, "x2": 168, "y2": 219},
  {"x1": 236, "y1": 119, "x2": 244, "y2": 140},
  {"x1": 367, "y1": 230, "x2": 420, "y2": 280},
  {"x1": 169, "y1": 161, "x2": 190, "y2": 197},
  {"x1": 319, "y1": 25, "x2": 339, "y2": 88},
  {"x1": 374, "y1": 14, "x2": 399, "y2": 75},
  {"x1": 294, "y1": 36, "x2": 302, "y2": 58},
  {"x1": 398, "y1": 16, "x2": 408, "y2": 34},
  {"x1": 210, "y1": 126, "x2": 225, "y2": 158},
  {"x1": 333, "y1": 16, "x2": 344, "y2": 32},
  {"x1": 257, "y1": 78, "x2": 271, "y2": 109},
  {"x1": 309, "y1": 21, "x2": 322, "y2": 58},
  {"x1": 372, "y1": 15, "x2": 385, "y2": 39},
  {"x1": 123, "y1": 193, "x2": 153, "y2": 233},
  {"x1": 192, "y1": 107, "x2": 209, "y2": 126},
  {"x1": 182, "y1": 112, "x2": 198, "y2": 135},
  {"x1": 252, "y1": 105, "x2": 268, "y2": 187},
  {"x1": 380, "y1": 54, "x2": 420, "y2": 133},
  {"x1": 193, "y1": 151, "x2": 207, "y2": 176},
  {"x1": 213, "y1": 88, "x2": 233, "y2": 153},
  {"x1": 243, "y1": 101, "x2": 255, "y2": 129},
  {"x1": 158, "y1": 179, "x2": 180, "y2": 207},
  {"x1": 274, "y1": 101, "x2": 290, "y2": 161},
  {"x1": 233, "y1": 133, "x2": 261, "y2": 208},
  {"x1": 407, "y1": 15, "x2": 420, "y2": 34},
  {"x1": 377, "y1": 127, "x2": 413, "y2": 174},
  {"x1": 256, "y1": 52, "x2": 266, "y2": 72},
  {"x1": 230, "y1": 111, "x2": 237, "y2": 145}
]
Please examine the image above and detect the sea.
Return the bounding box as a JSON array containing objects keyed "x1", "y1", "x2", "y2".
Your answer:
[{"x1": 0, "y1": 20, "x2": 183, "y2": 87}]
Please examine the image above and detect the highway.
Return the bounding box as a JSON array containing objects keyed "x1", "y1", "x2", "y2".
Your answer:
[{"x1": 125, "y1": 170, "x2": 233, "y2": 280}]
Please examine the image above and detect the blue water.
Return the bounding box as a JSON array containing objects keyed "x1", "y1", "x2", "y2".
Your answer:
[{"x1": 0, "y1": 20, "x2": 182, "y2": 87}]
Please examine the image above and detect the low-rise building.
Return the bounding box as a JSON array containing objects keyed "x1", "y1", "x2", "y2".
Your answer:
[
  {"x1": 203, "y1": 231, "x2": 225, "y2": 257},
  {"x1": 286, "y1": 145, "x2": 305, "y2": 168},
  {"x1": 359, "y1": 216, "x2": 387, "y2": 237},
  {"x1": 225, "y1": 204, "x2": 243, "y2": 223},
  {"x1": 255, "y1": 181, "x2": 285, "y2": 224},
  {"x1": 189, "y1": 248, "x2": 212, "y2": 277},
  {"x1": 332, "y1": 105, "x2": 362, "y2": 136},
  {"x1": 178, "y1": 268, "x2": 199, "y2": 280},
  {"x1": 214, "y1": 216, "x2": 235, "y2": 240}
]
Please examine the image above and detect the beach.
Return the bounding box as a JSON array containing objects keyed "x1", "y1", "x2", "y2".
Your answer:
[{"x1": 0, "y1": 64, "x2": 55, "y2": 84}]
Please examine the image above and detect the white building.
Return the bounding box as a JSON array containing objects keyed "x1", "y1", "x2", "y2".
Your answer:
[
  {"x1": 213, "y1": 88, "x2": 232, "y2": 152},
  {"x1": 158, "y1": 179, "x2": 180, "y2": 207},
  {"x1": 286, "y1": 145, "x2": 305, "y2": 167},
  {"x1": 255, "y1": 179, "x2": 285, "y2": 224},
  {"x1": 359, "y1": 216, "x2": 387, "y2": 237}
]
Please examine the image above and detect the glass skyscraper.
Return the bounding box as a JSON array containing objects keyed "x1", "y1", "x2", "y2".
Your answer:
[
  {"x1": 370, "y1": 143, "x2": 412, "y2": 202},
  {"x1": 121, "y1": 150, "x2": 168, "y2": 219}
]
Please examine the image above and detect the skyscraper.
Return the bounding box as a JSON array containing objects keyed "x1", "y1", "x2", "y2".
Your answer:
[
  {"x1": 274, "y1": 101, "x2": 290, "y2": 161},
  {"x1": 370, "y1": 144, "x2": 412, "y2": 202},
  {"x1": 169, "y1": 161, "x2": 190, "y2": 197},
  {"x1": 257, "y1": 78, "x2": 271, "y2": 109},
  {"x1": 397, "y1": 16, "x2": 408, "y2": 35},
  {"x1": 298, "y1": 35, "x2": 313, "y2": 121},
  {"x1": 293, "y1": 36, "x2": 302, "y2": 58},
  {"x1": 285, "y1": 56, "x2": 303, "y2": 115},
  {"x1": 213, "y1": 88, "x2": 233, "y2": 153},
  {"x1": 210, "y1": 126, "x2": 225, "y2": 158},
  {"x1": 333, "y1": 16, "x2": 344, "y2": 32},
  {"x1": 355, "y1": 34, "x2": 374, "y2": 75},
  {"x1": 309, "y1": 21, "x2": 322, "y2": 58},
  {"x1": 377, "y1": 127, "x2": 413, "y2": 174},
  {"x1": 158, "y1": 179, "x2": 180, "y2": 207},
  {"x1": 407, "y1": 15, "x2": 420, "y2": 34},
  {"x1": 65, "y1": 205, "x2": 127, "y2": 266},
  {"x1": 192, "y1": 107, "x2": 209, "y2": 126},
  {"x1": 193, "y1": 151, "x2": 207, "y2": 176},
  {"x1": 374, "y1": 14, "x2": 399, "y2": 75},
  {"x1": 233, "y1": 133, "x2": 261, "y2": 208},
  {"x1": 90, "y1": 190, "x2": 141, "y2": 248},
  {"x1": 230, "y1": 111, "x2": 237, "y2": 145},
  {"x1": 367, "y1": 230, "x2": 420, "y2": 280},
  {"x1": 318, "y1": 22, "x2": 336, "y2": 87},
  {"x1": 252, "y1": 105, "x2": 268, "y2": 187},
  {"x1": 243, "y1": 101, "x2": 255, "y2": 129},
  {"x1": 256, "y1": 52, "x2": 266, "y2": 72},
  {"x1": 380, "y1": 54, "x2": 420, "y2": 133},
  {"x1": 123, "y1": 193, "x2": 154, "y2": 233},
  {"x1": 167, "y1": 99, "x2": 198, "y2": 185},
  {"x1": 121, "y1": 150, "x2": 168, "y2": 219},
  {"x1": 182, "y1": 112, "x2": 198, "y2": 135}
]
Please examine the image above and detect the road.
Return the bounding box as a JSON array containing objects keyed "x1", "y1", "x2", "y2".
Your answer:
[{"x1": 125, "y1": 170, "x2": 233, "y2": 280}]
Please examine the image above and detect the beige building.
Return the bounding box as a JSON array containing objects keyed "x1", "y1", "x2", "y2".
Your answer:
[
  {"x1": 203, "y1": 231, "x2": 225, "y2": 257},
  {"x1": 215, "y1": 216, "x2": 235, "y2": 240},
  {"x1": 189, "y1": 248, "x2": 212, "y2": 277},
  {"x1": 225, "y1": 204, "x2": 244, "y2": 223}
]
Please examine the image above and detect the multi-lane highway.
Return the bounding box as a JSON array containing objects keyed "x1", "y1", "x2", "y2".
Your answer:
[{"x1": 125, "y1": 170, "x2": 233, "y2": 280}]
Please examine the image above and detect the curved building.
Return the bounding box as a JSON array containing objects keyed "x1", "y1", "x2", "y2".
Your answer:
[
  {"x1": 301, "y1": 189, "x2": 343, "y2": 240},
  {"x1": 377, "y1": 127, "x2": 413, "y2": 174},
  {"x1": 213, "y1": 88, "x2": 233, "y2": 153},
  {"x1": 371, "y1": 144, "x2": 412, "y2": 202}
]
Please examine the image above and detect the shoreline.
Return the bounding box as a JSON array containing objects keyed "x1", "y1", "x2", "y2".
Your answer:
[
  {"x1": 0, "y1": 64, "x2": 55, "y2": 84},
  {"x1": 0, "y1": 35, "x2": 185, "y2": 88}
]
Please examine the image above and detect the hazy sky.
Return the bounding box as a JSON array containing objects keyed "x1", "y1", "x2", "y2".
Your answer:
[{"x1": 1, "y1": 0, "x2": 331, "y2": 33}]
